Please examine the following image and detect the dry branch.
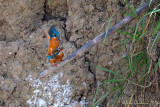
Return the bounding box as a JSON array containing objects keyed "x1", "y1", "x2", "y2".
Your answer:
[{"x1": 40, "y1": 0, "x2": 156, "y2": 78}]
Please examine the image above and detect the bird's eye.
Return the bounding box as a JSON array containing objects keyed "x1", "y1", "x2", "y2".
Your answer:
[{"x1": 52, "y1": 33, "x2": 55, "y2": 36}]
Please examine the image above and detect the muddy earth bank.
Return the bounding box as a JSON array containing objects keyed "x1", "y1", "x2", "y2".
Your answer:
[{"x1": 1, "y1": 0, "x2": 157, "y2": 107}]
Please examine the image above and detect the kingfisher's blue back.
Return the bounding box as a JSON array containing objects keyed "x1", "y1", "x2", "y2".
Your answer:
[{"x1": 48, "y1": 26, "x2": 60, "y2": 39}]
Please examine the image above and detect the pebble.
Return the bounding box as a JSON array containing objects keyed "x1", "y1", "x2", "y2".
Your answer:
[{"x1": 9, "y1": 52, "x2": 12, "y2": 55}]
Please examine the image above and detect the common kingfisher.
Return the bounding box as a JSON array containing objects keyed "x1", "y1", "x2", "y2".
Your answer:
[
  {"x1": 47, "y1": 48, "x2": 64, "y2": 67},
  {"x1": 47, "y1": 26, "x2": 61, "y2": 56}
]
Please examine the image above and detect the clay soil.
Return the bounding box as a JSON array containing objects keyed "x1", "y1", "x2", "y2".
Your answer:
[{"x1": 0, "y1": 0, "x2": 160, "y2": 107}]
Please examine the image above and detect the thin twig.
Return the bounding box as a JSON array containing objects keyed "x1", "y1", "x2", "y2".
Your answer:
[{"x1": 40, "y1": 0, "x2": 156, "y2": 78}]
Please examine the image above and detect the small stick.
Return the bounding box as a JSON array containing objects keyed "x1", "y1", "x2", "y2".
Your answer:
[{"x1": 40, "y1": 0, "x2": 156, "y2": 78}]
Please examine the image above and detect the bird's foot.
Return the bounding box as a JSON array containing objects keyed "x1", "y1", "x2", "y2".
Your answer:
[
  {"x1": 59, "y1": 47, "x2": 64, "y2": 51},
  {"x1": 53, "y1": 63, "x2": 57, "y2": 67}
]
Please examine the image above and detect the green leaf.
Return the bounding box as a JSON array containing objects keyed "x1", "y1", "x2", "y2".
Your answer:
[
  {"x1": 139, "y1": 0, "x2": 145, "y2": 8},
  {"x1": 124, "y1": 0, "x2": 137, "y2": 17},
  {"x1": 113, "y1": 85, "x2": 127, "y2": 107},
  {"x1": 123, "y1": 25, "x2": 135, "y2": 31},
  {"x1": 92, "y1": 86, "x2": 99, "y2": 107},
  {"x1": 151, "y1": 22, "x2": 160, "y2": 38},
  {"x1": 94, "y1": 92, "x2": 109, "y2": 106},
  {"x1": 131, "y1": 5, "x2": 137, "y2": 17},
  {"x1": 151, "y1": 59, "x2": 160, "y2": 75},
  {"x1": 112, "y1": 39, "x2": 131, "y2": 47},
  {"x1": 123, "y1": 12, "x2": 135, "y2": 17},
  {"x1": 48, "y1": 0, "x2": 50, "y2": 5},
  {"x1": 27, "y1": 0, "x2": 30, "y2": 8},
  {"x1": 104, "y1": 79, "x2": 124, "y2": 83},
  {"x1": 141, "y1": 16, "x2": 145, "y2": 32},
  {"x1": 95, "y1": 81, "x2": 124, "y2": 106},
  {"x1": 111, "y1": 88, "x2": 121, "y2": 106},
  {"x1": 103, "y1": 15, "x2": 113, "y2": 44},
  {"x1": 90, "y1": 64, "x2": 117, "y2": 75},
  {"x1": 150, "y1": 31, "x2": 160, "y2": 52},
  {"x1": 117, "y1": 29, "x2": 134, "y2": 37}
]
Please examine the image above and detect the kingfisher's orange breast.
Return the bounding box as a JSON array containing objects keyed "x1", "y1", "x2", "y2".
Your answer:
[
  {"x1": 50, "y1": 52, "x2": 64, "y2": 64},
  {"x1": 48, "y1": 37, "x2": 60, "y2": 56}
]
